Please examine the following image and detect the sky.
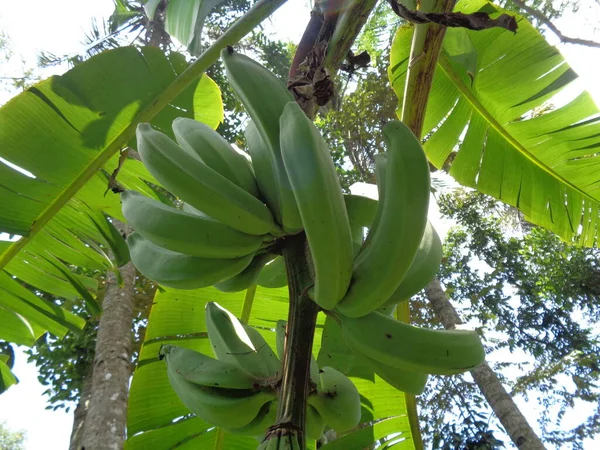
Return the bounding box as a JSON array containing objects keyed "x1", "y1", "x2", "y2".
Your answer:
[{"x1": 0, "y1": 0, "x2": 599, "y2": 449}]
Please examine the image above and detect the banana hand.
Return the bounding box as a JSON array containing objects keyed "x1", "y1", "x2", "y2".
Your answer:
[
  {"x1": 136, "y1": 123, "x2": 280, "y2": 236},
  {"x1": 336, "y1": 121, "x2": 431, "y2": 318}
]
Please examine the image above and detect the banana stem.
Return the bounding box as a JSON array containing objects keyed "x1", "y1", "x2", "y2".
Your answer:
[
  {"x1": 271, "y1": 233, "x2": 319, "y2": 449},
  {"x1": 400, "y1": 0, "x2": 456, "y2": 139}
]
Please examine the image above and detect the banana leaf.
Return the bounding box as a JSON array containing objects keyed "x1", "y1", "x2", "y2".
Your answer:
[
  {"x1": 389, "y1": 0, "x2": 600, "y2": 246},
  {"x1": 0, "y1": 46, "x2": 222, "y2": 339}
]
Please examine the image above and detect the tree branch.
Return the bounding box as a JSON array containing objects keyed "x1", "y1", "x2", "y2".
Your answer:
[{"x1": 511, "y1": 0, "x2": 600, "y2": 48}]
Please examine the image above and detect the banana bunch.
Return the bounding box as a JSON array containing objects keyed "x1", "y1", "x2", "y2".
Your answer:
[
  {"x1": 124, "y1": 51, "x2": 486, "y2": 444},
  {"x1": 160, "y1": 302, "x2": 281, "y2": 437}
]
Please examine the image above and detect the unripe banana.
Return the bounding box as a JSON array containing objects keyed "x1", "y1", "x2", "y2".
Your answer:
[
  {"x1": 344, "y1": 194, "x2": 378, "y2": 255},
  {"x1": 359, "y1": 354, "x2": 428, "y2": 395},
  {"x1": 222, "y1": 49, "x2": 302, "y2": 233},
  {"x1": 214, "y1": 253, "x2": 277, "y2": 292},
  {"x1": 165, "y1": 367, "x2": 275, "y2": 429},
  {"x1": 382, "y1": 221, "x2": 443, "y2": 307},
  {"x1": 243, "y1": 323, "x2": 281, "y2": 377},
  {"x1": 172, "y1": 117, "x2": 260, "y2": 197},
  {"x1": 280, "y1": 102, "x2": 354, "y2": 310},
  {"x1": 343, "y1": 194, "x2": 378, "y2": 230},
  {"x1": 275, "y1": 320, "x2": 319, "y2": 384},
  {"x1": 244, "y1": 121, "x2": 289, "y2": 231},
  {"x1": 205, "y1": 302, "x2": 279, "y2": 378},
  {"x1": 357, "y1": 154, "x2": 387, "y2": 255},
  {"x1": 225, "y1": 401, "x2": 277, "y2": 438},
  {"x1": 336, "y1": 310, "x2": 485, "y2": 375},
  {"x1": 306, "y1": 405, "x2": 326, "y2": 441},
  {"x1": 256, "y1": 255, "x2": 288, "y2": 288},
  {"x1": 159, "y1": 344, "x2": 259, "y2": 389},
  {"x1": 136, "y1": 123, "x2": 281, "y2": 236},
  {"x1": 127, "y1": 232, "x2": 254, "y2": 289},
  {"x1": 308, "y1": 367, "x2": 361, "y2": 433},
  {"x1": 121, "y1": 190, "x2": 263, "y2": 258},
  {"x1": 336, "y1": 121, "x2": 430, "y2": 318},
  {"x1": 257, "y1": 433, "x2": 301, "y2": 450}
]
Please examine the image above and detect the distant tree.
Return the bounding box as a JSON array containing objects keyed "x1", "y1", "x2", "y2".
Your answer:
[
  {"x1": 415, "y1": 189, "x2": 600, "y2": 448},
  {"x1": 0, "y1": 421, "x2": 26, "y2": 450}
]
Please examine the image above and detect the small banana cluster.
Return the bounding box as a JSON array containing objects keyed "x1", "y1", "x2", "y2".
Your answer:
[{"x1": 161, "y1": 303, "x2": 361, "y2": 440}]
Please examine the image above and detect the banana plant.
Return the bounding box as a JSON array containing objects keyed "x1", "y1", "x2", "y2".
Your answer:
[{"x1": 0, "y1": 0, "x2": 598, "y2": 448}]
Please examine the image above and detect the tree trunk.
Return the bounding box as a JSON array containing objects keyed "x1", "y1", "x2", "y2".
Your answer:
[
  {"x1": 69, "y1": 365, "x2": 93, "y2": 450},
  {"x1": 80, "y1": 249, "x2": 136, "y2": 450},
  {"x1": 425, "y1": 278, "x2": 546, "y2": 450}
]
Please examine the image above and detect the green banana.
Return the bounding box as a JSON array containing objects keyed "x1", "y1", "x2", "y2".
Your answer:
[
  {"x1": 359, "y1": 354, "x2": 428, "y2": 395},
  {"x1": 222, "y1": 49, "x2": 302, "y2": 233},
  {"x1": 214, "y1": 253, "x2": 277, "y2": 292},
  {"x1": 344, "y1": 194, "x2": 378, "y2": 255},
  {"x1": 275, "y1": 320, "x2": 319, "y2": 384},
  {"x1": 306, "y1": 405, "x2": 326, "y2": 441},
  {"x1": 159, "y1": 344, "x2": 259, "y2": 389},
  {"x1": 243, "y1": 323, "x2": 281, "y2": 377},
  {"x1": 308, "y1": 366, "x2": 361, "y2": 433},
  {"x1": 172, "y1": 117, "x2": 260, "y2": 197},
  {"x1": 243, "y1": 122, "x2": 282, "y2": 228},
  {"x1": 336, "y1": 121, "x2": 431, "y2": 318},
  {"x1": 256, "y1": 255, "x2": 288, "y2": 288},
  {"x1": 127, "y1": 232, "x2": 254, "y2": 289},
  {"x1": 121, "y1": 190, "x2": 263, "y2": 259},
  {"x1": 257, "y1": 432, "x2": 301, "y2": 450},
  {"x1": 280, "y1": 101, "x2": 354, "y2": 310},
  {"x1": 357, "y1": 154, "x2": 387, "y2": 256},
  {"x1": 382, "y1": 221, "x2": 443, "y2": 307},
  {"x1": 136, "y1": 123, "x2": 281, "y2": 236},
  {"x1": 205, "y1": 302, "x2": 279, "y2": 378},
  {"x1": 344, "y1": 194, "x2": 378, "y2": 229},
  {"x1": 336, "y1": 310, "x2": 486, "y2": 375},
  {"x1": 225, "y1": 401, "x2": 277, "y2": 438},
  {"x1": 165, "y1": 365, "x2": 275, "y2": 429}
]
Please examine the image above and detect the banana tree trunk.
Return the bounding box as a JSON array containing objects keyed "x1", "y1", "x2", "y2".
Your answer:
[
  {"x1": 80, "y1": 240, "x2": 136, "y2": 450},
  {"x1": 69, "y1": 364, "x2": 93, "y2": 450},
  {"x1": 424, "y1": 278, "x2": 546, "y2": 450}
]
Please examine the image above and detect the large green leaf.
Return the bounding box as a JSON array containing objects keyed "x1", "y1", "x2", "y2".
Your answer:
[
  {"x1": 0, "y1": 359, "x2": 17, "y2": 394},
  {"x1": 126, "y1": 285, "x2": 415, "y2": 449},
  {"x1": 0, "y1": 46, "x2": 223, "y2": 339},
  {"x1": 389, "y1": 0, "x2": 600, "y2": 246}
]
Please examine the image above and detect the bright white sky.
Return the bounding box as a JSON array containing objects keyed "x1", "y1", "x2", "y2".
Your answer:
[{"x1": 0, "y1": 0, "x2": 599, "y2": 449}]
